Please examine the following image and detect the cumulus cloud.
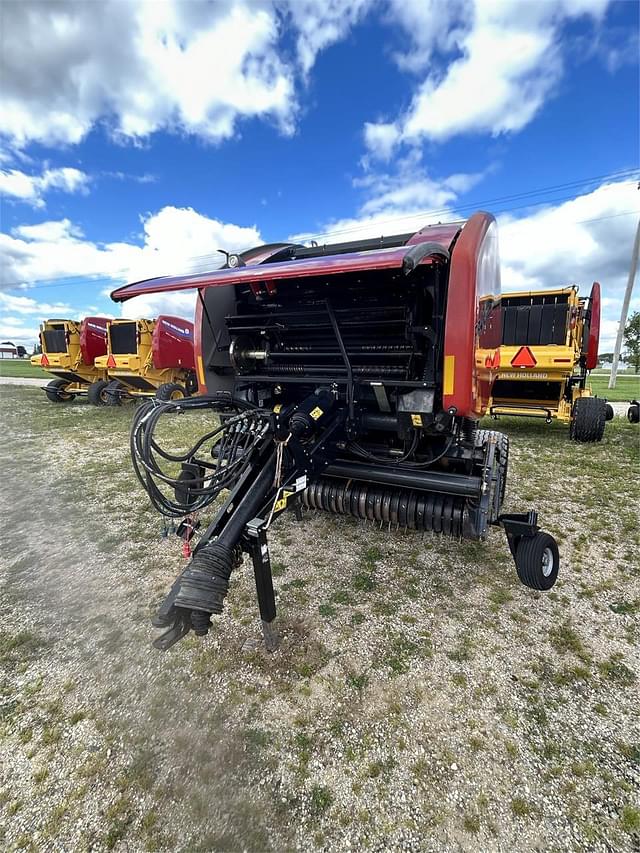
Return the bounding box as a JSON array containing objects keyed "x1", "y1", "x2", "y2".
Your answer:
[
  {"x1": 497, "y1": 181, "x2": 640, "y2": 349},
  {"x1": 1, "y1": 0, "x2": 295, "y2": 147},
  {"x1": 293, "y1": 152, "x2": 482, "y2": 243},
  {"x1": 0, "y1": 166, "x2": 90, "y2": 208},
  {"x1": 285, "y1": 0, "x2": 371, "y2": 74},
  {"x1": 365, "y1": 0, "x2": 612, "y2": 157},
  {"x1": 0, "y1": 293, "x2": 95, "y2": 350},
  {"x1": 1, "y1": 206, "x2": 261, "y2": 291}
]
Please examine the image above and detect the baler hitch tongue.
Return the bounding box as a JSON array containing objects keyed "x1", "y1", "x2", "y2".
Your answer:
[{"x1": 137, "y1": 391, "x2": 339, "y2": 651}]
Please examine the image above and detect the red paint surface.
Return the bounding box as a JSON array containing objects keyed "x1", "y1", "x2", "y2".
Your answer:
[
  {"x1": 194, "y1": 290, "x2": 207, "y2": 394},
  {"x1": 79, "y1": 316, "x2": 109, "y2": 365},
  {"x1": 442, "y1": 212, "x2": 501, "y2": 418},
  {"x1": 151, "y1": 315, "x2": 195, "y2": 370},
  {"x1": 585, "y1": 282, "x2": 600, "y2": 371},
  {"x1": 111, "y1": 224, "x2": 462, "y2": 303}
]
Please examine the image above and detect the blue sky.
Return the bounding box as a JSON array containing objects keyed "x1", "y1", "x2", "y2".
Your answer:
[{"x1": 1, "y1": 0, "x2": 638, "y2": 349}]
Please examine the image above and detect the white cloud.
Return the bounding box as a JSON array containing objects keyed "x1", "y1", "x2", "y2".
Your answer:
[
  {"x1": 0, "y1": 166, "x2": 89, "y2": 208},
  {"x1": 1, "y1": 207, "x2": 261, "y2": 292},
  {"x1": 293, "y1": 152, "x2": 482, "y2": 243},
  {"x1": 0, "y1": 293, "x2": 75, "y2": 316},
  {"x1": 284, "y1": 0, "x2": 371, "y2": 75},
  {"x1": 1, "y1": 0, "x2": 295, "y2": 147},
  {"x1": 497, "y1": 182, "x2": 640, "y2": 352},
  {"x1": 365, "y1": 0, "x2": 612, "y2": 157}
]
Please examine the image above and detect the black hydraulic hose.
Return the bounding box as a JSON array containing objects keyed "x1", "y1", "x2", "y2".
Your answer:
[{"x1": 130, "y1": 394, "x2": 270, "y2": 517}]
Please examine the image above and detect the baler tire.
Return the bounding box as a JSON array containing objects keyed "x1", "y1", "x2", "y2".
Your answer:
[
  {"x1": 475, "y1": 429, "x2": 509, "y2": 510},
  {"x1": 604, "y1": 403, "x2": 614, "y2": 422},
  {"x1": 45, "y1": 378, "x2": 74, "y2": 403},
  {"x1": 87, "y1": 380, "x2": 110, "y2": 406},
  {"x1": 628, "y1": 403, "x2": 639, "y2": 424},
  {"x1": 515, "y1": 532, "x2": 559, "y2": 591},
  {"x1": 104, "y1": 380, "x2": 124, "y2": 407},
  {"x1": 569, "y1": 397, "x2": 606, "y2": 442},
  {"x1": 156, "y1": 382, "x2": 186, "y2": 401}
]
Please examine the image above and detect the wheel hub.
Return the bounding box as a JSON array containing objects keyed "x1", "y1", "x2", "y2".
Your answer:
[{"x1": 541, "y1": 546, "x2": 554, "y2": 577}]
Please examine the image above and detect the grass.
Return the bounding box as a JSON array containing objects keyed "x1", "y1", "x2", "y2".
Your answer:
[
  {"x1": 590, "y1": 372, "x2": 640, "y2": 402},
  {"x1": 0, "y1": 359, "x2": 48, "y2": 378}
]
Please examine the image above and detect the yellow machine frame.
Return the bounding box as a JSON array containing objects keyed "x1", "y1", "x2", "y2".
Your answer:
[
  {"x1": 94, "y1": 318, "x2": 193, "y2": 399},
  {"x1": 31, "y1": 319, "x2": 106, "y2": 397},
  {"x1": 488, "y1": 286, "x2": 596, "y2": 425}
]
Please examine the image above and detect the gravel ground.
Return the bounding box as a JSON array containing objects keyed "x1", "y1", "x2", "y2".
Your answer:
[{"x1": 1, "y1": 386, "x2": 639, "y2": 852}]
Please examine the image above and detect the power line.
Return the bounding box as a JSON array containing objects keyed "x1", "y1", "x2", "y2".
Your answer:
[{"x1": 2, "y1": 170, "x2": 638, "y2": 293}]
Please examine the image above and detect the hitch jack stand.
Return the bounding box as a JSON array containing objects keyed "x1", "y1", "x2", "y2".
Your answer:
[{"x1": 245, "y1": 517, "x2": 280, "y2": 651}]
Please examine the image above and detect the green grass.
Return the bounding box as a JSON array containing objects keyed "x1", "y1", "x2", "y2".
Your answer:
[
  {"x1": 590, "y1": 373, "x2": 640, "y2": 402},
  {"x1": 0, "y1": 359, "x2": 48, "y2": 378}
]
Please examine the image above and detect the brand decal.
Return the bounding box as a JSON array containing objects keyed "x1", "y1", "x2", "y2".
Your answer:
[
  {"x1": 161, "y1": 320, "x2": 193, "y2": 338},
  {"x1": 501, "y1": 372, "x2": 548, "y2": 380}
]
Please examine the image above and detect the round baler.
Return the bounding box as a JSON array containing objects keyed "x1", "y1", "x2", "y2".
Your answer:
[
  {"x1": 487, "y1": 284, "x2": 612, "y2": 440},
  {"x1": 33, "y1": 317, "x2": 111, "y2": 404},
  {"x1": 93, "y1": 315, "x2": 197, "y2": 403},
  {"x1": 111, "y1": 212, "x2": 560, "y2": 652}
]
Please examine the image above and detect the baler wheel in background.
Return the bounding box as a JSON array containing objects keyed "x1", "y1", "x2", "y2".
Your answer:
[
  {"x1": 88, "y1": 379, "x2": 111, "y2": 406},
  {"x1": 515, "y1": 532, "x2": 559, "y2": 591},
  {"x1": 627, "y1": 401, "x2": 639, "y2": 424},
  {"x1": 475, "y1": 429, "x2": 509, "y2": 511},
  {"x1": 104, "y1": 380, "x2": 126, "y2": 407},
  {"x1": 156, "y1": 382, "x2": 186, "y2": 401},
  {"x1": 45, "y1": 378, "x2": 74, "y2": 403},
  {"x1": 569, "y1": 397, "x2": 606, "y2": 442},
  {"x1": 604, "y1": 403, "x2": 614, "y2": 421}
]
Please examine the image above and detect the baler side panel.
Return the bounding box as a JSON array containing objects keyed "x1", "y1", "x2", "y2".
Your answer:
[
  {"x1": 443, "y1": 212, "x2": 501, "y2": 419},
  {"x1": 151, "y1": 316, "x2": 195, "y2": 370},
  {"x1": 79, "y1": 317, "x2": 109, "y2": 365}
]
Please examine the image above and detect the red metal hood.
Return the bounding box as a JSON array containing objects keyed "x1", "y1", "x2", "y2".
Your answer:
[{"x1": 110, "y1": 222, "x2": 463, "y2": 303}]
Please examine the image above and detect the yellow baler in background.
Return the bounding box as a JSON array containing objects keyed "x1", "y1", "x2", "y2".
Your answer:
[
  {"x1": 488, "y1": 284, "x2": 612, "y2": 441},
  {"x1": 32, "y1": 317, "x2": 111, "y2": 404},
  {"x1": 94, "y1": 316, "x2": 197, "y2": 404}
]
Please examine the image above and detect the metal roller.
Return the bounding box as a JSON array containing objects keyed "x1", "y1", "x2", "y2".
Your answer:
[{"x1": 302, "y1": 479, "x2": 465, "y2": 538}]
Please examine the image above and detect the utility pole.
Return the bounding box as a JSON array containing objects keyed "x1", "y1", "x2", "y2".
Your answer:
[{"x1": 609, "y1": 216, "x2": 640, "y2": 388}]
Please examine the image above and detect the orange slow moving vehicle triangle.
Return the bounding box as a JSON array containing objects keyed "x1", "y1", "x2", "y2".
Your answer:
[{"x1": 511, "y1": 346, "x2": 537, "y2": 368}]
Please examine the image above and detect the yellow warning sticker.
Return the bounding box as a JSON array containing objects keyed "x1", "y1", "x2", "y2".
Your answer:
[
  {"x1": 196, "y1": 354, "x2": 205, "y2": 387},
  {"x1": 273, "y1": 404, "x2": 282, "y2": 413},
  {"x1": 309, "y1": 406, "x2": 323, "y2": 420},
  {"x1": 411, "y1": 414, "x2": 422, "y2": 427},
  {"x1": 274, "y1": 490, "x2": 294, "y2": 513}
]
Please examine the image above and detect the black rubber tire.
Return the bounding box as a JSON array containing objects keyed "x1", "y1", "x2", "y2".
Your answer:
[
  {"x1": 104, "y1": 380, "x2": 124, "y2": 406},
  {"x1": 628, "y1": 403, "x2": 639, "y2": 424},
  {"x1": 87, "y1": 379, "x2": 110, "y2": 406},
  {"x1": 475, "y1": 429, "x2": 509, "y2": 510},
  {"x1": 156, "y1": 382, "x2": 186, "y2": 401},
  {"x1": 515, "y1": 532, "x2": 559, "y2": 591},
  {"x1": 604, "y1": 403, "x2": 614, "y2": 422},
  {"x1": 45, "y1": 378, "x2": 74, "y2": 403},
  {"x1": 569, "y1": 397, "x2": 606, "y2": 442}
]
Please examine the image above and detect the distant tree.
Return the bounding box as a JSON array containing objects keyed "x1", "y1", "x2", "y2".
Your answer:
[
  {"x1": 623, "y1": 311, "x2": 640, "y2": 374},
  {"x1": 32, "y1": 342, "x2": 42, "y2": 355},
  {"x1": 599, "y1": 352, "x2": 613, "y2": 364}
]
